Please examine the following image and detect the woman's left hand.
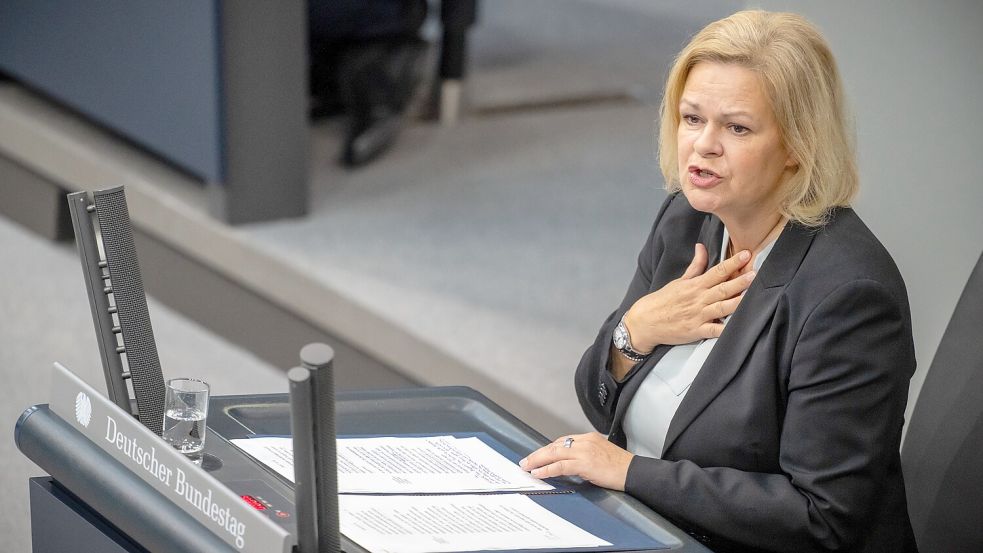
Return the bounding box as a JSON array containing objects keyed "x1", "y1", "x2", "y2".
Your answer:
[{"x1": 519, "y1": 432, "x2": 634, "y2": 491}]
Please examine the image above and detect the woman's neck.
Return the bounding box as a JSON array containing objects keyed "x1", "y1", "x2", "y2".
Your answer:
[{"x1": 724, "y1": 213, "x2": 787, "y2": 263}]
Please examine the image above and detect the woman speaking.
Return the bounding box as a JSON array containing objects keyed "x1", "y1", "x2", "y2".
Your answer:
[{"x1": 520, "y1": 11, "x2": 917, "y2": 553}]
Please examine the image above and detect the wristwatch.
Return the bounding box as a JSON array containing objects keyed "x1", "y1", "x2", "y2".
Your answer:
[{"x1": 612, "y1": 316, "x2": 649, "y2": 362}]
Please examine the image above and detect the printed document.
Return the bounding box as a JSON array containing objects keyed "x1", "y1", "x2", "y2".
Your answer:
[
  {"x1": 230, "y1": 435, "x2": 553, "y2": 493},
  {"x1": 340, "y1": 493, "x2": 612, "y2": 553}
]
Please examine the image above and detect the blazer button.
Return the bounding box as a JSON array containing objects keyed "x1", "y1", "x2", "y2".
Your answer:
[
  {"x1": 687, "y1": 530, "x2": 711, "y2": 544},
  {"x1": 598, "y1": 382, "x2": 609, "y2": 405}
]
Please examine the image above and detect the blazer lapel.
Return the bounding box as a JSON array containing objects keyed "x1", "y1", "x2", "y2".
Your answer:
[{"x1": 660, "y1": 220, "x2": 817, "y2": 456}]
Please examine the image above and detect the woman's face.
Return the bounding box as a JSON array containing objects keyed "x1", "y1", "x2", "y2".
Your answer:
[{"x1": 676, "y1": 62, "x2": 797, "y2": 227}]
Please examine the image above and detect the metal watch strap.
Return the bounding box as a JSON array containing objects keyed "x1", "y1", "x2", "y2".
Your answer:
[
  {"x1": 616, "y1": 318, "x2": 649, "y2": 362},
  {"x1": 619, "y1": 345, "x2": 648, "y2": 363}
]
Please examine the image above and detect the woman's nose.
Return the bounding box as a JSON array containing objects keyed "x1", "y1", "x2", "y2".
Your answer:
[{"x1": 693, "y1": 125, "x2": 722, "y2": 157}]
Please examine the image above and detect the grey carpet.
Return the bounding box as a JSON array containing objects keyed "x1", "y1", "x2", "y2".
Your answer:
[
  {"x1": 237, "y1": 0, "x2": 738, "y2": 436},
  {"x1": 244, "y1": 102, "x2": 669, "y2": 433}
]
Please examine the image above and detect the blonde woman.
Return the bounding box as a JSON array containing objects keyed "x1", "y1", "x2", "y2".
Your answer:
[{"x1": 522, "y1": 11, "x2": 917, "y2": 553}]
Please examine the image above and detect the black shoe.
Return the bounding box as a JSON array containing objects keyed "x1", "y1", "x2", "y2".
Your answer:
[
  {"x1": 343, "y1": 105, "x2": 402, "y2": 167},
  {"x1": 337, "y1": 39, "x2": 427, "y2": 167}
]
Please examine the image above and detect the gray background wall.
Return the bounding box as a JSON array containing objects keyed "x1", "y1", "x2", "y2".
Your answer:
[{"x1": 751, "y1": 0, "x2": 983, "y2": 423}]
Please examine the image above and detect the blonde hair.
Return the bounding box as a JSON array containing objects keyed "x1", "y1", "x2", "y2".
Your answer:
[{"x1": 658, "y1": 10, "x2": 857, "y2": 227}]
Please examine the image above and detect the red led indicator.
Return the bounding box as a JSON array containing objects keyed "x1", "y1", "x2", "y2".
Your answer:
[{"x1": 241, "y1": 495, "x2": 267, "y2": 510}]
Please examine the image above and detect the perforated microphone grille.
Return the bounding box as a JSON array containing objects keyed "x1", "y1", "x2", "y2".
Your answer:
[
  {"x1": 94, "y1": 189, "x2": 166, "y2": 435},
  {"x1": 308, "y1": 345, "x2": 340, "y2": 553}
]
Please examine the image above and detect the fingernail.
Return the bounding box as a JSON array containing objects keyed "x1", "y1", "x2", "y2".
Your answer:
[
  {"x1": 745, "y1": 270, "x2": 756, "y2": 281},
  {"x1": 531, "y1": 468, "x2": 542, "y2": 477},
  {"x1": 519, "y1": 458, "x2": 527, "y2": 469},
  {"x1": 739, "y1": 250, "x2": 751, "y2": 262}
]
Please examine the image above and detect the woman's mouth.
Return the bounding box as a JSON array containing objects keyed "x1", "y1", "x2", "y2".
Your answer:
[{"x1": 688, "y1": 166, "x2": 722, "y2": 188}]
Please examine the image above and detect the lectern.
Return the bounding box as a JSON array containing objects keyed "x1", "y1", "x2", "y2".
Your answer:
[{"x1": 16, "y1": 362, "x2": 713, "y2": 553}]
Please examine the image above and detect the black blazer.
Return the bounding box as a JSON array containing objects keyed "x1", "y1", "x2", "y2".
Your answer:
[{"x1": 576, "y1": 194, "x2": 918, "y2": 553}]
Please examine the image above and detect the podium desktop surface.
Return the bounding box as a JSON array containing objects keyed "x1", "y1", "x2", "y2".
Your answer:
[{"x1": 22, "y1": 386, "x2": 713, "y2": 553}]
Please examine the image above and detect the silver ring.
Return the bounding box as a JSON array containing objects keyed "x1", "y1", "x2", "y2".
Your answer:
[{"x1": 563, "y1": 436, "x2": 574, "y2": 448}]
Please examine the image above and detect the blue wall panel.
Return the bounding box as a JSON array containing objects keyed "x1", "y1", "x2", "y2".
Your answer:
[{"x1": 0, "y1": 1, "x2": 223, "y2": 182}]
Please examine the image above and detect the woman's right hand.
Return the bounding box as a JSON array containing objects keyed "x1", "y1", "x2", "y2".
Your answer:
[{"x1": 624, "y1": 243, "x2": 755, "y2": 353}]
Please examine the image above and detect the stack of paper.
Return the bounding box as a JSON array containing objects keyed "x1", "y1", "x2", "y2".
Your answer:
[
  {"x1": 232, "y1": 435, "x2": 553, "y2": 493},
  {"x1": 230, "y1": 435, "x2": 612, "y2": 553},
  {"x1": 340, "y1": 493, "x2": 612, "y2": 553}
]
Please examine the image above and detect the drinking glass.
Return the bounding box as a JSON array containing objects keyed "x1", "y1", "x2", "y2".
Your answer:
[{"x1": 163, "y1": 378, "x2": 210, "y2": 464}]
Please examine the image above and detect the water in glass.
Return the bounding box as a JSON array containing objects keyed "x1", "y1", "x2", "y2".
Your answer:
[{"x1": 163, "y1": 406, "x2": 207, "y2": 464}]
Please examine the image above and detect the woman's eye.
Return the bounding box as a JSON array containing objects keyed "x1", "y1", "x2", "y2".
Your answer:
[
  {"x1": 683, "y1": 114, "x2": 701, "y2": 125},
  {"x1": 730, "y1": 124, "x2": 749, "y2": 135}
]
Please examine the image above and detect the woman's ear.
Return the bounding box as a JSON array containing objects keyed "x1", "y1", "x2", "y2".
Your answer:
[{"x1": 784, "y1": 152, "x2": 799, "y2": 169}]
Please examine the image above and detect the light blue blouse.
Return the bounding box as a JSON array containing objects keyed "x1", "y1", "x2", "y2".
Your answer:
[{"x1": 624, "y1": 228, "x2": 777, "y2": 458}]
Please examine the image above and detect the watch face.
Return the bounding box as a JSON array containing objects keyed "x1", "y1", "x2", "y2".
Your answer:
[{"x1": 613, "y1": 322, "x2": 628, "y2": 350}]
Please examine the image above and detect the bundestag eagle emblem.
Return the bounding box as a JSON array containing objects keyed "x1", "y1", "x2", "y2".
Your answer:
[{"x1": 75, "y1": 392, "x2": 92, "y2": 427}]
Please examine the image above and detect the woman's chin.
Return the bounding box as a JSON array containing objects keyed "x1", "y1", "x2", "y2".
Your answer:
[{"x1": 681, "y1": 188, "x2": 720, "y2": 215}]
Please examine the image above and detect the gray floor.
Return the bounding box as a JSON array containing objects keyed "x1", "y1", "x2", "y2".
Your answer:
[
  {"x1": 241, "y1": 0, "x2": 738, "y2": 432},
  {"x1": 249, "y1": 102, "x2": 671, "y2": 430}
]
